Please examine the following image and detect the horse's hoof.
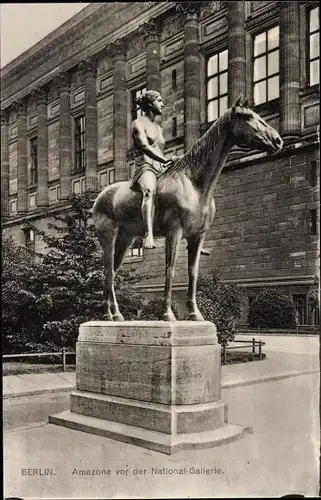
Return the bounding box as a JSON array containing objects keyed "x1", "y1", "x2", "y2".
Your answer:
[
  {"x1": 113, "y1": 313, "x2": 125, "y2": 322},
  {"x1": 102, "y1": 314, "x2": 113, "y2": 321},
  {"x1": 144, "y1": 235, "x2": 156, "y2": 249},
  {"x1": 163, "y1": 312, "x2": 177, "y2": 322},
  {"x1": 189, "y1": 312, "x2": 204, "y2": 321}
]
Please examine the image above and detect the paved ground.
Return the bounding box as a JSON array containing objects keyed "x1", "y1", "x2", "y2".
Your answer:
[
  {"x1": 4, "y1": 336, "x2": 320, "y2": 498},
  {"x1": 234, "y1": 334, "x2": 319, "y2": 355},
  {"x1": 4, "y1": 373, "x2": 319, "y2": 499},
  {"x1": 4, "y1": 336, "x2": 319, "y2": 399}
]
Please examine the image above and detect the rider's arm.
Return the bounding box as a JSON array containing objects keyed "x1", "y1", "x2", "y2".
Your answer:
[{"x1": 132, "y1": 120, "x2": 168, "y2": 164}]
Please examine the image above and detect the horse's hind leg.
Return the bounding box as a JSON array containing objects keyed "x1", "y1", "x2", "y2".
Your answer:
[
  {"x1": 110, "y1": 230, "x2": 135, "y2": 321},
  {"x1": 97, "y1": 221, "x2": 118, "y2": 321}
]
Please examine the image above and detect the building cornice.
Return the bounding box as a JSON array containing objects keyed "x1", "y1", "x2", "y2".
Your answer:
[{"x1": 1, "y1": 2, "x2": 176, "y2": 110}]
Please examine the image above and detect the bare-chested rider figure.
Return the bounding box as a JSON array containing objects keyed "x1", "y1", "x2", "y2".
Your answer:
[{"x1": 130, "y1": 90, "x2": 209, "y2": 255}]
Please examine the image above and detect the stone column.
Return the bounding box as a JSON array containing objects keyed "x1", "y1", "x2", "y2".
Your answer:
[
  {"x1": 227, "y1": 1, "x2": 246, "y2": 106},
  {"x1": 1, "y1": 110, "x2": 10, "y2": 219},
  {"x1": 177, "y1": 2, "x2": 202, "y2": 152},
  {"x1": 111, "y1": 40, "x2": 128, "y2": 182},
  {"x1": 79, "y1": 58, "x2": 98, "y2": 191},
  {"x1": 16, "y1": 100, "x2": 28, "y2": 214},
  {"x1": 35, "y1": 89, "x2": 49, "y2": 207},
  {"x1": 280, "y1": 1, "x2": 301, "y2": 139},
  {"x1": 56, "y1": 73, "x2": 72, "y2": 200},
  {"x1": 140, "y1": 19, "x2": 162, "y2": 92}
]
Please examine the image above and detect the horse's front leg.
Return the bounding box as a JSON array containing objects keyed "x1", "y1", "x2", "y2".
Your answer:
[
  {"x1": 163, "y1": 228, "x2": 183, "y2": 321},
  {"x1": 186, "y1": 233, "x2": 205, "y2": 321}
]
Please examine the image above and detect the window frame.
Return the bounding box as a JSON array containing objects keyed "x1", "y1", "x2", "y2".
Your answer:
[
  {"x1": 98, "y1": 168, "x2": 116, "y2": 189},
  {"x1": 131, "y1": 86, "x2": 147, "y2": 122},
  {"x1": 29, "y1": 136, "x2": 38, "y2": 185},
  {"x1": 126, "y1": 237, "x2": 144, "y2": 259},
  {"x1": 206, "y1": 48, "x2": 228, "y2": 123},
  {"x1": 253, "y1": 25, "x2": 280, "y2": 106},
  {"x1": 24, "y1": 228, "x2": 36, "y2": 252},
  {"x1": 307, "y1": 6, "x2": 320, "y2": 87},
  {"x1": 9, "y1": 199, "x2": 17, "y2": 215},
  {"x1": 74, "y1": 115, "x2": 86, "y2": 173},
  {"x1": 72, "y1": 176, "x2": 86, "y2": 195}
]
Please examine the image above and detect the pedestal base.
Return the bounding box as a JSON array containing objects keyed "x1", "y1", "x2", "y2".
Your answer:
[
  {"x1": 49, "y1": 321, "x2": 249, "y2": 454},
  {"x1": 49, "y1": 410, "x2": 247, "y2": 455}
]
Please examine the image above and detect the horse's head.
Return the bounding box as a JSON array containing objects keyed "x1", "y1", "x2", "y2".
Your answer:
[{"x1": 227, "y1": 94, "x2": 283, "y2": 155}]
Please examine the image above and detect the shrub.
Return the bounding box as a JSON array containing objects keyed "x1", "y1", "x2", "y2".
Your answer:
[
  {"x1": 196, "y1": 270, "x2": 243, "y2": 346},
  {"x1": 248, "y1": 288, "x2": 296, "y2": 329},
  {"x1": 139, "y1": 297, "x2": 179, "y2": 320}
]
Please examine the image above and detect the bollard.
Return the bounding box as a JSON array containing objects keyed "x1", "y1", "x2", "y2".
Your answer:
[
  {"x1": 62, "y1": 347, "x2": 66, "y2": 372},
  {"x1": 252, "y1": 337, "x2": 255, "y2": 354},
  {"x1": 259, "y1": 340, "x2": 262, "y2": 360}
]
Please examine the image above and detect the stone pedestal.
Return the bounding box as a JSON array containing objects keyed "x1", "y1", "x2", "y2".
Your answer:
[{"x1": 50, "y1": 321, "x2": 246, "y2": 454}]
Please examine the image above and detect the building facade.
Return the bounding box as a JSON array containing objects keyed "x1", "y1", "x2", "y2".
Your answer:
[{"x1": 1, "y1": 1, "x2": 320, "y2": 325}]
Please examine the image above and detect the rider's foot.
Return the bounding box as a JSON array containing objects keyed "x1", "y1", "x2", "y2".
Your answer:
[
  {"x1": 144, "y1": 234, "x2": 156, "y2": 249},
  {"x1": 201, "y1": 247, "x2": 210, "y2": 256}
]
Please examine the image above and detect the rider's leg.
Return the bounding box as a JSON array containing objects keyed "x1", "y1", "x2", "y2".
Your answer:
[{"x1": 138, "y1": 172, "x2": 157, "y2": 249}]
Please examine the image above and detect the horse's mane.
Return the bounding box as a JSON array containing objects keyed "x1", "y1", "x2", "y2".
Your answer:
[{"x1": 162, "y1": 111, "x2": 230, "y2": 179}]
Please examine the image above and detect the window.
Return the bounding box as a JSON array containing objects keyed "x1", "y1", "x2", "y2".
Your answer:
[
  {"x1": 308, "y1": 7, "x2": 319, "y2": 86},
  {"x1": 28, "y1": 193, "x2": 37, "y2": 209},
  {"x1": 293, "y1": 294, "x2": 307, "y2": 325},
  {"x1": 207, "y1": 49, "x2": 228, "y2": 122},
  {"x1": 74, "y1": 116, "x2": 86, "y2": 171},
  {"x1": 172, "y1": 117, "x2": 177, "y2": 138},
  {"x1": 127, "y1": 238, "x2": 143, "y2": 258},
  {"x1": 172, "y1": 69, "x2": 177, "y2": 91},
  {"x1": 10, "y1": 199, "x2": 17, "y2": 214},
  {"x1": 99, "y1": 169, "x2": 116, "y2": 189},
  {"x1": 72, "y1": 177, "x2": 86, "y2": 194},
  {"x1": 164, "y1": 145, "x2": 184, "y2": 160},
  {"x1": 253, "y1": 26, "x2": 279, "y2": 105},
  {"x1": 310, "y1": 209, "x2": 317, "y2": 235},
  {"x1": 30, "y1": 137, "x2": 38, "y2": 184},
  {"x1": 131, "y1": 86, "x2": 146, "y2": 121},
  {"x1": 310, "y1": 161, "x2": 317, "y2": 187},
  {"x1": 24, "y1": 228, "x2": 35, "y2": 251},
  {"x1": 248, "y1": 296, "x2": 256, "y2": 308},
  {"x1": 49, "y1": 185, "x2": 60, "y2": 203}
]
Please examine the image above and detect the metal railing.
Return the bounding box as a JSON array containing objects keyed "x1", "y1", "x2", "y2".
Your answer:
[
  {"x1": 3, "y1": 347, "x2": 76, "y2": 372},
  {"x1": 221, "y1": 338, "x2": 265, "y2": 365}
]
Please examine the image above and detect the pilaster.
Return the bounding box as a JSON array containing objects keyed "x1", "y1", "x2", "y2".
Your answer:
[
  {"x1": 110, "y1": 41, "x2": 128, "y2": 182},
  {"x1": 1, "y1": 109, "x2": 10, "y2": 219}
]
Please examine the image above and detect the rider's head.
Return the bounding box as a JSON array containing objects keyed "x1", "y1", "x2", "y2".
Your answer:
[{"x1": 136, "y1": 90, "x2": 164, "y2": 116}]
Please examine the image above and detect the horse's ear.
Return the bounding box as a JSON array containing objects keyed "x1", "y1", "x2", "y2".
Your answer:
[
  {"x1": 242, "y1": 96, "x2": 249, "y2": 107},
  {"x1": 233, "y1": 93, "x2": 244, "y2": 108},
  {"x1": 231, "y1": 92, "x2": 243, "y2": 117}
]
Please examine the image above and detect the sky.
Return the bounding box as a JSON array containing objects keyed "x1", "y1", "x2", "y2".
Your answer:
[{"x1": 0, "y1": 3, "x2": 90, "y2": 68}]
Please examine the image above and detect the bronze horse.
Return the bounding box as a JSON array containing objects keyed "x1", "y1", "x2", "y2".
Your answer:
[{"x1": 92, "y1": 95, "x2": 283, "y2": 321}]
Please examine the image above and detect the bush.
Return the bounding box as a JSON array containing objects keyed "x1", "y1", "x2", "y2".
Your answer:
[
  {"x1": 139, "y1": 297, "x2": 179, "y2": 320},
  {"x1": 196, "y1": 270, "x2": 243, "y2": 346},
  {"x1": 248, "y1": 288, "x2": 296, "y2": 329}
]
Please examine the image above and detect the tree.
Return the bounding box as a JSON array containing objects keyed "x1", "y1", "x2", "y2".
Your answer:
[
  {"x1": 196, "y1": 270, "x2": 243, "y2": 346},
  {"x1": 3, "y1": 191, "x2": 145, "y2": 353},
  {"x1": 248, "y1": 288, "x2": 296, "y2": 329},
  {"x1": 1, "y1": 234, "x2": 47, "y2": 353}
]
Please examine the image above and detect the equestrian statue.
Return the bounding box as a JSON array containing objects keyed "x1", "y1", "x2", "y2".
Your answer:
[{"x1": 92, "y1": 92, "x2": 283, "y2": 322}]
